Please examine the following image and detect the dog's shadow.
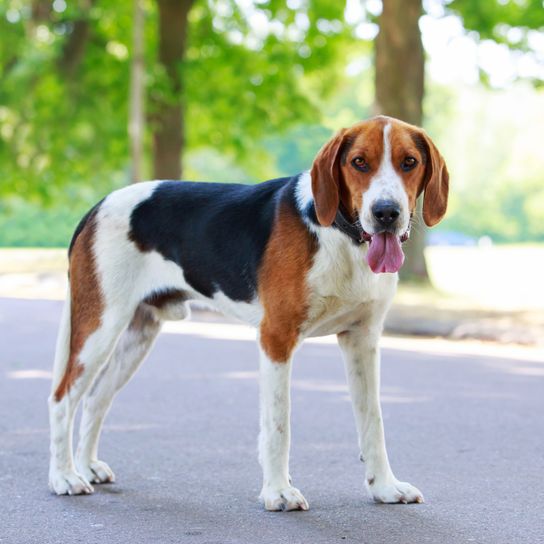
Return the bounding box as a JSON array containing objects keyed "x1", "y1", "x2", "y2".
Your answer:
[{"x1": 58, "y1": 483, "x2": 472, "y2": 544}]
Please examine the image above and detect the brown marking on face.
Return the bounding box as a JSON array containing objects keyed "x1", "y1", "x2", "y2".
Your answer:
[
  {"x1": 258, "y1": 201, "x2": 317, "y2": 363},
  {"x1": 313, "y1": 116, "x2": 449, "y2": 227},
  {"x1": 382, "y1": 118, "x2": 449, "y2": 225},
  {"x1": 338, "y1": 118, "x2": 388, "y2": 218},
  {"x1": 312, "y1": 117, "x2": 388, "y2": 223},
  {"x1": 54, "y1": 209, "x2": 103, "y2": 402},
  {"x1": 386, "y1": 121, "x2": 429, "y2": 209}
]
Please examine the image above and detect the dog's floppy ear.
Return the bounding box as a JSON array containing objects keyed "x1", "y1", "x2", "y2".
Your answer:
[
  {"x1": 418, "y1": 131, "x2": 449, "y2": 227},
  {"x1": 310, "y1": 128, "x2": 347, "y2": 227}
]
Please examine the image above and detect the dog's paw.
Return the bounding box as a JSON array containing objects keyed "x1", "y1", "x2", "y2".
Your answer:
[
  {"x1": 49, "y1": 469, "x2": 94, "y2": 495},
  {"x1": 76, "y1": 459, "x2": 115, "y2": 484},
  {"x1": 367, "y1": 477, "x2": 424, "y2": 504},
  {"x1": 260, "y1": 485, "x2": 309, "y2": 511}
]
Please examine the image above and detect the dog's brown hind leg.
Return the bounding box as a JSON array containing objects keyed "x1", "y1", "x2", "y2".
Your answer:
[{"x1": 48, "y1": 214, "x2": 136, "y2": 495}]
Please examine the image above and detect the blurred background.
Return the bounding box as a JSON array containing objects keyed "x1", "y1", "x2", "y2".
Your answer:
[{"x1": 0, "y1": 0, "x2": 543, "y2": 344}]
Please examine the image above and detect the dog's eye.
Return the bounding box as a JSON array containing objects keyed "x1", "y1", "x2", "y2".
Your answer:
[
  {"x1": 401, "y1": 156, "x2": 418, "y2": 171},
  {"x1": 352, "y1": 157, "x2": 370, "y2": 172}
]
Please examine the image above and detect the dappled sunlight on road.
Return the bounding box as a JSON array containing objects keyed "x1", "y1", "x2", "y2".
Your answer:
[
  {"x1": 480, "y1": 357, "x2": 544, "y2": 378},
  {"x1": 219, "y1": 370, "x2": 258, "y2": 381},
  {"x1": 6, "y1": 423, "x2": 162, "y2": 436},
  {"x1": 7, "y1": 369, "x2": 52, "y2": 379},
  {"x1": 218, "y1": 369, "x2": 430, "y2": 403},
  {"x1": 506, "y1": 365, "x2": 544, "y2": 377},
  {"x1": 1, "y1": 297, "x2": 543, "y2": 544},
  {"x1": 163, "y1": 320, "x2": 543, "y2": 363}
]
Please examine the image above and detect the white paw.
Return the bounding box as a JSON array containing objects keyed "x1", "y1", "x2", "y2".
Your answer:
[
  {"x1": 260, "y1": 485, "x2": 309, "y2": 511},
  {"x1": 76, "y1": 459, "x2": 116, "y2": 484},
  {"x1": 49, "y1": 469, "x2": 94, "y2": 495},
  {"x1": 367, "y1": 477, "x2": 424, "y2": 504}
]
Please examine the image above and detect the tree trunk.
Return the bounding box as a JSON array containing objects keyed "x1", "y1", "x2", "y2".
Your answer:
[
  {"x1": 58, "y1": 0, "x2": 95, "y2": 76},
  {"x1": 129, "y1": 0, "x2": 145, "y2": 183},
  {"x1": 152, "y1": 0, "x2": 193, "y2": 180},
  {"x1": 31, "y1": 0, "x2": 52, "y2": 24},
  {"x1": 27, "y1": 0, "x2": 52, "y2": 37},
  {"x1": 374, "y1": 0, "x2": 428, "y2": 281}
]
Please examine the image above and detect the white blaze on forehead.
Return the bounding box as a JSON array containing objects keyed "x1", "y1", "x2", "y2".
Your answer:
[
  {"x1": 375, "y1": 123, "x2": 403, "y2": 199},
  {"x1": 360, "y1": 122, "x2": 410, "y2": 233}
]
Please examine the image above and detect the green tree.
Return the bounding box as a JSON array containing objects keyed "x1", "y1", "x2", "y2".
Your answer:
[
  {"x1": 0, "y1": 0, "x2": 354, "y2": 198},
  {"x1": 0, "y1": 0, "x2": 134, "y2": 200},
  {"x1": 152, "y1": 0, "x2": 193, "y2": 179},
  {"x1": 373, "y1": 0, "x2": 544, "y2": 280},
  {"x1": 449, "y1": 0, "x2": 544, "y2": 50}
]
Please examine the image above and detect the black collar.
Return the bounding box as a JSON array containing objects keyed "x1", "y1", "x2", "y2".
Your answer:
[{"x1": 333, "y1": 206, "x2": 365, "y2": 245}]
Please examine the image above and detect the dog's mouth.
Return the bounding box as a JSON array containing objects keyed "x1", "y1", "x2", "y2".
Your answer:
[{"x1": 360, "y1": 227, "x2": 410, "y2": 274}]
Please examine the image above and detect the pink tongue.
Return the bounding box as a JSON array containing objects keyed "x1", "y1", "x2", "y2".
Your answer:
[{"x1": 366, "y1": 232, "x2": 405, "y2": 274}]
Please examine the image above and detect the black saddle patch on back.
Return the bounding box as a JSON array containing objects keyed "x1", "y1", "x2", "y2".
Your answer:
[{"x1": 128, "y1": 177, "x2": 297, "y2": 302}]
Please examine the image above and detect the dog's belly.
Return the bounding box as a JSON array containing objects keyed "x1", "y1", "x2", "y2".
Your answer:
[
  {"x1": 192, "y1": 291, "x2": 263, "y2": 327},
  {"x1": 131, "y1": 248, "x2": 395, "y2": 336}
]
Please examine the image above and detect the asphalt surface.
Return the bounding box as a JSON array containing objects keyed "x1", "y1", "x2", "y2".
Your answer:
[{"x1": 1, "y1": 297, "x2": 543, "y2": 544}]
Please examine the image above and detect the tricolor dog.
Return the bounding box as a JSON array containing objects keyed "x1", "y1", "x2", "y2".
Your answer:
[{"x1": 48, "y1": 116, "x2": 449, "y2": 510}]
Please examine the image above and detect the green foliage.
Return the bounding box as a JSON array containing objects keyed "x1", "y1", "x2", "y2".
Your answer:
[
  {"x1": 0, "y1": 0, "x2": 364, "y2": 246},
  {"x1": 430, "y1": 82, "x2": 544, "y2": 244},
  {"x1": 0, "y1": 198, "x2": 89, "y2": 247},
  {"x1": 0, "y1": 0, "x2": 134, "y2": 202},
  {"x1": 1, "y1": 0, "x2": 543, "y2": 248},
  {"x1": 0, "y1": 0, "x2": 356, "y2": 202},
  {"x1": 182, "y1": 0, "x2": 354, "y2": 173},
  {"x1": 447, "y1": 0, "x2": 544, "y2": 49}
]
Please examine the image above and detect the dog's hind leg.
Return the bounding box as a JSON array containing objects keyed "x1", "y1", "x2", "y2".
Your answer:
[
  {"x1": 75, "y1": 303, "x2": 162, "y2": 484},
  {"x1": 49, "y1": 302, "x2": 134, "y2": 495},
  {"x1": 48, "y1": 208, "x2": 137, "y2": 495},
  {"x1": 48, "y1": 297, "x2": 133, "y2": 495}
]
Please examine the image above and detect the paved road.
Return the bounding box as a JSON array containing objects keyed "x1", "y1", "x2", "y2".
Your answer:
[{"x1": 1, "y1": 298, "x2": 543, "y2": 544}]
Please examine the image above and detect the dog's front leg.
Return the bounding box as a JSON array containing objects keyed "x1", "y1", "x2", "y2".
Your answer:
[
  {"x1": 258, "y1": 345, "x2": 309, "y2": 511},
  {"x1": 337, "y1": 328, "x2": 424, "y2": 504}
]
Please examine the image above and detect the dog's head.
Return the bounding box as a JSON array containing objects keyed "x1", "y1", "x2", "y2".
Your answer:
[{"x1": 310, "y1": 116, "x2": 449, "y2": 273}]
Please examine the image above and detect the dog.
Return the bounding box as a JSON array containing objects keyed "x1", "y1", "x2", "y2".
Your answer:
[{"x1": 48, "y1": 115, "x2": 449, "y2": 510}]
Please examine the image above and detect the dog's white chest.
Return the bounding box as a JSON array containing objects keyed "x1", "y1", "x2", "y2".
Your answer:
[{"x1": 303, "y1": 229, "x2": 397, "y2": 337}]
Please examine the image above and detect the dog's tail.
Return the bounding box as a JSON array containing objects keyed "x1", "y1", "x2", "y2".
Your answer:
[
  {"x1": 50, "y1": 200, "x2": 104, "y2": 403},
  {"x1": 49, "y1": 285, "x2": 72, "y2": 403}
]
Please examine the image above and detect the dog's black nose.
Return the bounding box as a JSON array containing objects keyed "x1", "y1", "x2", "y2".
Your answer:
[{"x1": 372, "y1": 200, "x2": 401, "y2": 227}]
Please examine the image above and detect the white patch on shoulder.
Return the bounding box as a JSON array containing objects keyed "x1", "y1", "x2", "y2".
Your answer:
[
  {"x1": 100, "y1": 181, "x2": 160, "y2": 221},
  {"x1": 295, "y1": 170, "x2": 324, "y2": 237},
  {"x1": 360, "y1": 123, "x2": 410, "y2": 234},
  {"x1": 93, "y1": 181, "x2": 187, "y2": 314},
  {"x1": 295, "y1": 171, "x2": 313, "y2": 213}
]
